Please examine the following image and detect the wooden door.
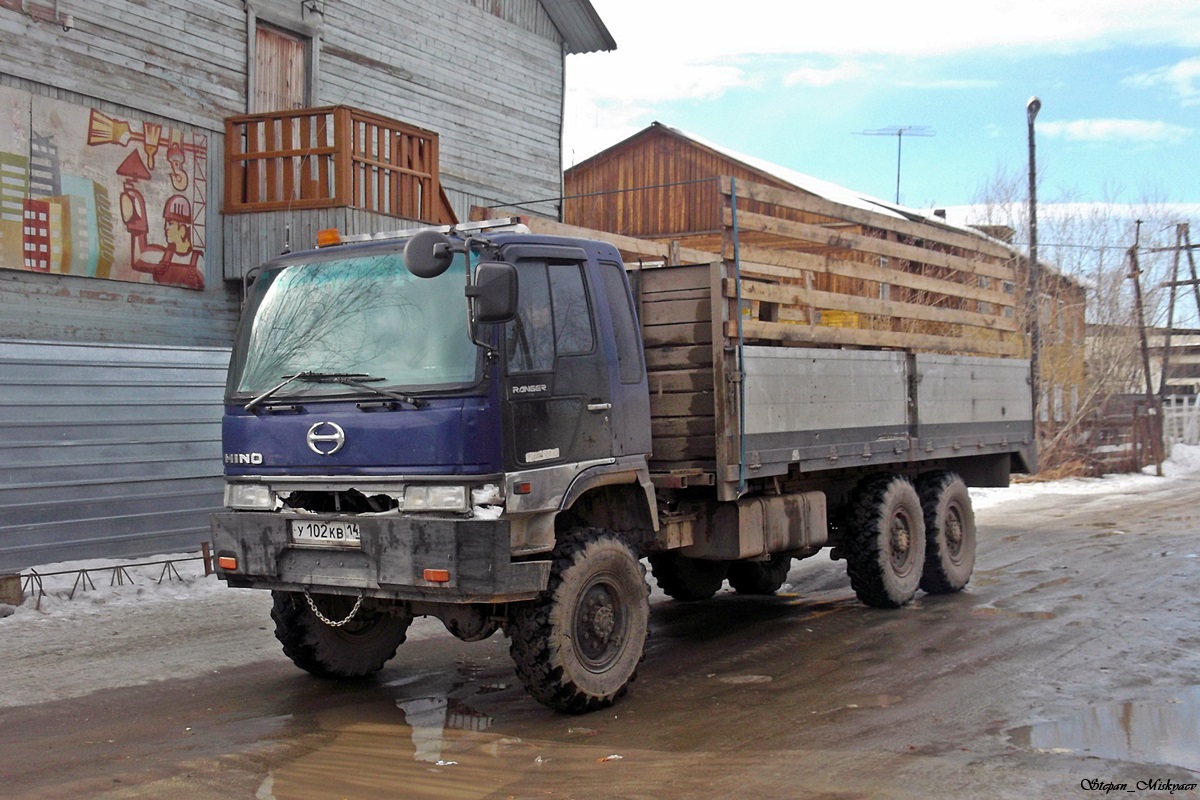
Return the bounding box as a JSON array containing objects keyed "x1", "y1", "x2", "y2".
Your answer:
[{"x1": 253, "y1": 24, "x2": 308, "y2": 113}]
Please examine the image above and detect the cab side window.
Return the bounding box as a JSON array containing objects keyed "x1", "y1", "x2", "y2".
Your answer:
[
  {"x1": 507, "y1": 261, "x2": 593, "y2": 372},
  {"x1": 599, "y1": 261, "x2": 644, "y2": 383}
]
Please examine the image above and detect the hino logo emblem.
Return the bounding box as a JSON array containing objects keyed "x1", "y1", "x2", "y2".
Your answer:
[{"x1": 306, "y1": 421, "x2": 346, "y2": 456}]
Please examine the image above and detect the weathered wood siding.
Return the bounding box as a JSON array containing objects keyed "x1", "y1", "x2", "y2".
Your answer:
[
  {"x1": 318, "y1": 0, "x2": 566, "y2": 218},
  {"x1": 3, "y1": 0, "x2": 567, "y2": 286},
  {"x1": 564, "y1": 125, "x2": 798, "y2": 239}
]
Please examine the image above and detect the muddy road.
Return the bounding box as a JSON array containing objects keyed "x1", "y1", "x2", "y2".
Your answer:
[{"x1": 3, "y1": 474, "x2": 1199, "y2": 799}]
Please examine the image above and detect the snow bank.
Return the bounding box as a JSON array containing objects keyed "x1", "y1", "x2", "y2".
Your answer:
[
  {"x1": 970, "y1": 442, "x2": 1200, "y2": 511},
  {"x1": 0, "y1": 551, "x2": 227, "y2": 621}
]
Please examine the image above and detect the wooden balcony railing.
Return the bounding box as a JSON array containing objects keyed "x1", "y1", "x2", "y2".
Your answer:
[{"x1": 224, "y1": 106, "x2": 456, "y2": 224}]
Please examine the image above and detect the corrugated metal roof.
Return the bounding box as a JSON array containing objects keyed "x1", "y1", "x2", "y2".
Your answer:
[{"x1": 541, "y1": 0, "x2": 616, "y2": 54}]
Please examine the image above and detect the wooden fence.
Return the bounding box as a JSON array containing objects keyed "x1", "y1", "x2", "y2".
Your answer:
[{"x1": 224, "y1": 106, "x2": 454, "y2": 224}]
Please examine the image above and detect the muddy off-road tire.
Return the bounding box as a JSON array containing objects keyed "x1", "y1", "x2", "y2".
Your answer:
[
  {"x1": 508, "y1": 529, "x2": 650, "y2": 713},
  {"x1": 271, "y1": 591, "x2": 411, "y2": 678},
  {"x1": 917, "y1": 471, "x2": 977, "y2": 594},
  {"x1": 842, "y1": 475, "x2": 927, "y2": 609},
  {"x1": 726, "y1": 555, "x2": 792, "y2": 595},
  {"x1": 648, "y1": 552, "x2": 728, "y2": 601}
]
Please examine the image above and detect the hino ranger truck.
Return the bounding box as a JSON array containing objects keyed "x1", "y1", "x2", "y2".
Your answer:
[{"x1": 211, "y1": 216, "x2": 1034, "y2": 713}]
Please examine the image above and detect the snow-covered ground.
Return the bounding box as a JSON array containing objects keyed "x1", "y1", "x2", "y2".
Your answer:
[
  {"x1": 4, "y1": 443, "x2": 1199, "y2": 623},
  {"x1": 970, "y1": 442, "x2": 1200, "y2": 510}
]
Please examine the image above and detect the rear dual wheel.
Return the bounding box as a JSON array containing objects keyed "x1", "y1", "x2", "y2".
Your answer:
[
  {"x1": 842, "y1": 475, "x2": 926, "y2": 608},
  {"x1": 917, "y1": 471, "x2": 977, "y2": 594}
]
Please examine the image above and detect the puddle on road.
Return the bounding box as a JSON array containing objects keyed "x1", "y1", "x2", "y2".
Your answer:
[
  {"x1": 971, "y1": 607, "x2": 1056, "y2": 621},
  {"x1": 1008, "y1": 686, "x2": 1200, "y2": 771}
]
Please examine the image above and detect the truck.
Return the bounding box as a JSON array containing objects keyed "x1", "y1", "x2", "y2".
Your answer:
[{"x1": 211, "y1": 215, "x2": 1034, "y2": 713}]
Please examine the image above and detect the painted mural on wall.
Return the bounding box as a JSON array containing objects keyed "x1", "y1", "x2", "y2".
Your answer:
[{"x1": 0, "y1": 86, "x2": 207, "y2": 290}]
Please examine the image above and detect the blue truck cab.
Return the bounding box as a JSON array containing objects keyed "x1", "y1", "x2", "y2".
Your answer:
[{"x1": 211, "y1": 219, "x2": 658, "y2": 711}]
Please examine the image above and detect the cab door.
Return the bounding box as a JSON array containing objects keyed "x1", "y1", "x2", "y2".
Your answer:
[{"x1": 504, "y1": 256, "x2": 612, "y2": 470}]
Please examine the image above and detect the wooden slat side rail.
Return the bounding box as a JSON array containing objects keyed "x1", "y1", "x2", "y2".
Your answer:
[
  {"x1": 728, "y1": 319, "x2": 1023, "y2": 357},
  {"x1": 730, "y1": 244, "x2": 1015, "y2": 309},
  {"x1": 224, "y1": 105, "x2": 455, "y2": 223},
  {"x1": 718, "y1": 177, "x2": 1023, "y2": 357},
  {"x1": 637, "y1": 263, "x2": 718, "y2": 468},
  {"x1": 721, "y1": 176, "x2": 1014, "y2": 260},
  {"x1": 724, "y1": 207, "x2": 1015, "y2": 282},
  {"x1": 728, "y1": 279, "x2": 1021, "y2": 334}
]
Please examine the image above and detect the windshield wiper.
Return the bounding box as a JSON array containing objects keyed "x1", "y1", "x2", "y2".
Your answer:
[
  {"x1": 313, "y1": 374, "x2": 427, "y2": 410},
  {"x1": 244, "y1": 371, "x2": 425, "y2": 412}
]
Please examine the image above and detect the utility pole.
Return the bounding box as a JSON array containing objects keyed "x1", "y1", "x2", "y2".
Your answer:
[
  {"x1": 856, "y1": 126, "x2": 935, "y2": 204},
  {"x1": 1025, "y1": 97, "x2": 1041, "y2": 444},
  {"x1": 1128, "y1": 220, "x2": 1164, "y2": 476},
  {"x1": 1158, "y1": 225, "x2": 1185, "y2": 399}
]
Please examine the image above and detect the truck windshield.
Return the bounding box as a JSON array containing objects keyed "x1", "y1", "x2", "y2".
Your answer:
[{"x1": 228, "y1": 249, "x2": 478, "y2": 399}]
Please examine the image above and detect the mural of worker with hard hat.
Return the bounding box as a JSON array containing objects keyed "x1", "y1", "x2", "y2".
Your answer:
[
  {"x1": 0, "y1": 90, "x2": 209, "y2": 291},
  {"x1": 119, "y1": 188, "x2": 204, "y2": 289}
]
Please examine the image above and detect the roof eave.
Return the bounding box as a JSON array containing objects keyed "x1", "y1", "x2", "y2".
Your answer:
[{"x1": 541, "y1": 0, "x2": 616, "y2": 54}]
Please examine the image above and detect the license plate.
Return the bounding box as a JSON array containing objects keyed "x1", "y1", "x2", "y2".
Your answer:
[{"x1": 290, "y1": 519, "x2": 361, "y2": 548}]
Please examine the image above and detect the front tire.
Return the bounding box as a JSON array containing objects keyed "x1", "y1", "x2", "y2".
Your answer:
[
  {"x1": 917, "y1": 472, "x2": 977, "y2": 594},
  {"x1": 508, "y1": 529, "x2": 650, "y2": 713},
  {"x1": 726, "y1": 555, "x2": 792, "y2": 595},
  {"x1": 842, "y1": 475, "x2": 926, "y2": 608},
  {"x1": 271, "y1": 591, "x2": 411, "y2": 678}
]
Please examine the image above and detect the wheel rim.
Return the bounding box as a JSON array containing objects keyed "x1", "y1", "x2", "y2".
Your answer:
[
  {"x1": 573, "y1": 574, "x2": 627, "y2": 672},
  {"x1": 888, "y1": 509, "x2": 917, "y2": 576},
  {"x1": 944, "y1": 503, "x2": 965, "y2": 561}
]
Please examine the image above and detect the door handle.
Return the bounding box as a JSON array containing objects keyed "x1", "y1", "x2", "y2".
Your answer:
[{"x1": 587, "y1": 402, "x2": 612, "y2": 412}]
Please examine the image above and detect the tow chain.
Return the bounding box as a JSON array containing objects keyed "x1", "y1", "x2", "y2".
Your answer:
[{"x1": 304, "y1": 590, "x2": 364, "y2": 628}]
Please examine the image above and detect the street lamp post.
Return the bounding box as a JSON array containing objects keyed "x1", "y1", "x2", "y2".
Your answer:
[{"x1": 1026, "y1": 96, "x2": 1042, "y2": 447}]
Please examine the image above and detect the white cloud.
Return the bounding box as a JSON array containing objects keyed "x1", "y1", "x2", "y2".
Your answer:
[
  {"x1": 586, "y1": 0, "x2": 1200, "y2": 62},
  {"x1": 1038, "y1": 118, "x2": 1194, "y2": 144},
  {"x1": 784, "y1": 63, "x2": 866, "y2": 87},
  {"x1": 563, "y1": 56, "x2": 752, "y2": 168},
  {"x1": 1124, "y1": 57, "x2": 1200, "y2": 106},
  {"x1": 894, "y1": 79, "x2": 1001, "y2": 90}
]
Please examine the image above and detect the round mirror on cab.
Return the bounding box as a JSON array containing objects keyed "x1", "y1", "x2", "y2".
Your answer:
[{"x1": 403, "y1": 229, "x2": 454, "y2": 278}]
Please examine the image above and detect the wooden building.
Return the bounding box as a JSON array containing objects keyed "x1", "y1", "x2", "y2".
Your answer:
[
  {"x1": 562, "y1": 122, "x2": 1087, "y2": 464},
  {"x1": 0, "y1": 0, "x2": 613, "y2": 571}
]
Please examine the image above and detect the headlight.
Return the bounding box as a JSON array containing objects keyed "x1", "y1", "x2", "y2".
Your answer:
[
  {"x1": 224, "y1": 483, "x2": 274, "y2": 510},
  {"x1": 403, "y1": 485, "x2": 468, "y2": 512}
]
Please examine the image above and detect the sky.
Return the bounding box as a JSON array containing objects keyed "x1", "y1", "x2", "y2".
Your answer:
[{"x1": 562, "y1": 0, "x2": 1200, "y2": 215}]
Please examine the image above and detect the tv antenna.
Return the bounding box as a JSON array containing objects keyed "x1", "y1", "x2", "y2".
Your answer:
[{"x1": 855, "y1": 125, "x2": 935, "y2": 204}]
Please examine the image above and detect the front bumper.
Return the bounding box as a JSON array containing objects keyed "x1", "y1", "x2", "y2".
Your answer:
[{"x1": 210, "y1": 512, "x2": 550, "y2": 603}]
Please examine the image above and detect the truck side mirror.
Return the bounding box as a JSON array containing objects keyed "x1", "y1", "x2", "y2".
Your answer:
[
  {"x1": 467, "y1": 262, "x2": 518, "y2": 324},
  {"x1": 403, "y1": 230, "x2": 454, "y2": 278}
]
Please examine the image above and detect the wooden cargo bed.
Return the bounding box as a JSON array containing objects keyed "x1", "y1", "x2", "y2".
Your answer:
[{"x1": 472, "y1": 178, "x2": 1035, "y2": 492}]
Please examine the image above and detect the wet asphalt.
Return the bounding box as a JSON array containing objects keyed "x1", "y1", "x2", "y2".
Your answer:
[{"x1": 3, "y1": 473, "x2": 1199, "y2": 799}]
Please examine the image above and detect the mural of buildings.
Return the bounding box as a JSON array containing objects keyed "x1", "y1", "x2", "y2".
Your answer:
[{"x1": 28, "y1": 133, "x2": 60, "y2": 198}]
